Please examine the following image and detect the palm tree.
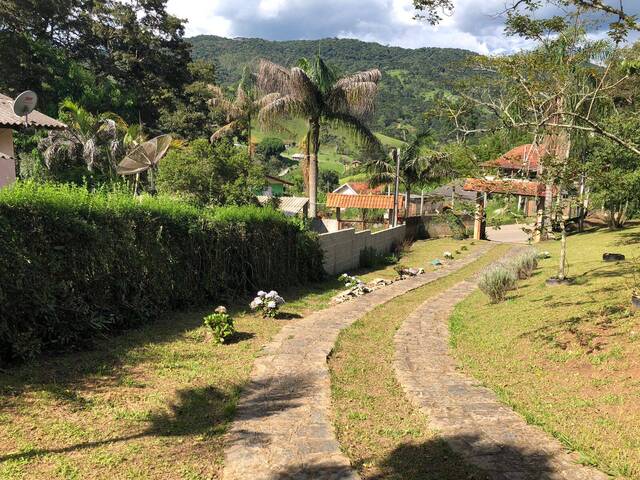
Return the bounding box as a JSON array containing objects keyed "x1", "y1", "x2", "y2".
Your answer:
[
  {"x1": 367, "y1": 132, "x2": 452, "y2": 217},
  {"x1": 39, "y1": 100, "x2": 122, "y2": 176},
  {"x1": 209, "y1": 67, "x2": 276, "y2": 157},
  {"x1": 257, "y1": 54, "x2": 383, "y2": 217}
]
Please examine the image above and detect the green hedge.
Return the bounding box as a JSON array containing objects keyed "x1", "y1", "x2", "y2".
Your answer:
[{"x1": 0, "y1": 182, "x2": 324, "y2": 363}]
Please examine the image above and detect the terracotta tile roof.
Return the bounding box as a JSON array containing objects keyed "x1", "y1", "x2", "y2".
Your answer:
[
  {"x1": 346, "y1": 182, "x2": 386, "y2": 194},
  {"x1": 481, "y1": 144, "x2": 546, "y2": 172},
  {"x1": 326, "y1": 193, "x2": 404, "y2": 209},
  {"x1": 0, "y1": 93, "x2": 66, "y2": 129},
  {"x1": 463, "y1": 178, "x2": 556, "y2": 197}
]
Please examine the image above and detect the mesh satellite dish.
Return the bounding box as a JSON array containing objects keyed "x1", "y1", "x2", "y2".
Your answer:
[
  {"x1": 13, "y1": 90, "x2": 38, "y2": 126},
  {"x1": 117, "y1": 134, "x2": 172, "y2": 176}
]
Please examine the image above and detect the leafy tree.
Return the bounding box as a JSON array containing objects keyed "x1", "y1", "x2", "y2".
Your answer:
[
  {"x1": 587, "y1": 113, "x2": 640, "y2": 229},
  {"x1": 256, "y1": 137, "x2": 286, "y2": 159},
  {"x1": 0, "y1": 0, "x2": 191, "y2": 126},
  {"x1": 158, "y1": 60, "x2": 220, "y2": 140},
  {"x1": 319, "y1": 170, "x2": 340, "y2": 193},
  {"x1": 257, "y1": 54, "x2": 383, "y2": 217},
  {"x1": 156, "y1": 139, "x2": 264, "y2": 206},
  {"x1": 367, "y1": 132, "x2": 453, "y2": 211}
]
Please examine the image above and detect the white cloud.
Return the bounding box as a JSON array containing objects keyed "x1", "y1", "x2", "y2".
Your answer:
[{"x1": 166, "y1": 0, "x2": 638, "y2": 54}]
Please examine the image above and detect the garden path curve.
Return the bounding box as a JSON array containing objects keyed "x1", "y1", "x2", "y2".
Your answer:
[
  {"x1": 394, "y1": 264, "x2": 610, "y2": 480},
  {"x1": 223, "y1": 243, "x2": 494, "y2": 480}
]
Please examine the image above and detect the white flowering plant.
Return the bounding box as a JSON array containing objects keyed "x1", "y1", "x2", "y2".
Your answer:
[
  {"x1": 443, "y1": 251, "x2": 454, "y2": 260},
  {"x1": 338, "y1": 273, "x2": 363, "y2": 288},
  {"x1": 250, "y1": 290, "x2": 285, "y2": 318}
]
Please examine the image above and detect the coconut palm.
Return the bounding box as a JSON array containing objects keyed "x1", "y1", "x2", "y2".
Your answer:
[
  {"x1": 39, "y1": 100, "x2": 122, "y2": 176},
  {"x1": 257, "y1": 54, "x2": 383, "y2": 217},
  {"x1": 367, "y1": 132, "x2": 453, "y2": 216}
]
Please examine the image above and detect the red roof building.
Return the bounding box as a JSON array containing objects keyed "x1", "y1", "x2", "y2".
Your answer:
[
  {"x1": 463, "y1": 178, "x2": 556, "y2": 198},
  {"x1": 326, "y1": 193, "x2": 403, "y2": 210},
  {"x1": 481, "y1": 144, "x2": 546, "y2": 175},
  {"x1": 333, "y1": 182, "x2": 386, "y2": 195}
]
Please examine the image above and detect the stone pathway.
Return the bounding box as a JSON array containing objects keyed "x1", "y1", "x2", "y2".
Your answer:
[
  {"x1": 223, "y1": 243, "x2": 494, "y2": 480},
  {"x1": 394, "y1": 257, "x2": 609, "y2": 480}
]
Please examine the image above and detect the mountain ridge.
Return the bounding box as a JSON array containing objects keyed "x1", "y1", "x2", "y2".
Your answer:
[{"x1": 189, "y1": 35, "x2": 477, "y2": 138}]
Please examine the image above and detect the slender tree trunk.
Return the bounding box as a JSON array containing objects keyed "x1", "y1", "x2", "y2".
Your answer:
[
  {"x1": 405, "y1": 185, "x2": 411, "y2": 219},
  {"x1": 558, "y1": 216, "x2": 567, "y2": 281},
  {"x1": 247, "y1": 114, "x2": 252, "y2": 159},
  {"x1": 308, "y1": 119, "x2": 320, "y2": 218}
]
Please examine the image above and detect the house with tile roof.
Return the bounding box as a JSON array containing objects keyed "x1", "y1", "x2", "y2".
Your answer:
[{"x1": 0, "y1": 93, "x2": 66, "y2": 187}]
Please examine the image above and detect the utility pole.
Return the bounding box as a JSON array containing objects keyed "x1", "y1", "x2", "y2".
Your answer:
[{"x1": 392, "y1": 148, "x2": 401, "y2": 227}]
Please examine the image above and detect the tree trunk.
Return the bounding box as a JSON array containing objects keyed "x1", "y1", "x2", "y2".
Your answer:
[
  {"x1": 308, "y1": 119, "x2": 320, "y2": 218},
  {"x1": 405, "y1": 185, "x2": 411, "y2": 219},
  {"x1": 558, "y1": 216, "x2": 567, "y2": 281}
]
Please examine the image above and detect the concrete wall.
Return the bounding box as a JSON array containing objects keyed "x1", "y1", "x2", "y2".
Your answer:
[
  {"x1": 405, "y1": 214, "x2": 474, "y2": 240},
  {"x1": 318, "y1": 225, "x2": 406, "y2": 275},
  {"x1": 0, "y1": 128, "x2": 16, "y2": 188}
]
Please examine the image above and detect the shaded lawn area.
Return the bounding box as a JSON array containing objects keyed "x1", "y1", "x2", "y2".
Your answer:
[
  {"x1": 329, "y1": 241, "x2": 510, "y2": 479},
  {"x1": 0, "y1": 277, "x2": 344, "y2": 480},
  {"x1": 450, "y1": 225, "x2": 640, "y2": 479}
]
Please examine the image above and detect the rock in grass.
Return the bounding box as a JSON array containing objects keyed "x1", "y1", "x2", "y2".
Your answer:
[{"x1": 603, "y1": 253, "x2": 625, "y2": 262}]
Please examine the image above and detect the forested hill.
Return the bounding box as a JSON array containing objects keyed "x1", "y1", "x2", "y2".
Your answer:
[{"x1": 189, "y1": 35, "x2": 478, "y2": 138}]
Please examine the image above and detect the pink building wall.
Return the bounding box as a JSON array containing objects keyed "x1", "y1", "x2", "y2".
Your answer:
[{"x1": 0, "y1": 128, "x2": 16, "y2": 188}]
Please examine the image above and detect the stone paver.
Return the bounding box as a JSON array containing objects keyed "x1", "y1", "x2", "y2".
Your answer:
[
  {"x1": 393, "y1": 252, "x2": 609, "y2": 480},
  {"x1": 223, "y1": 243, "x2": 494, "y2": 480}
]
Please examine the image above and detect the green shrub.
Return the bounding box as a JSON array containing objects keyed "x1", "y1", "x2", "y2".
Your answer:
[
  {"x1": 478, "y1": 264, "x2": 518, "y2": 303},
  {"x1": 0, "y1": 181, "x2": 324, "y2": 363},
  {"x1": 509, "y1": 250, "x2": 539, "y2": 279},
  {"x1": 203, "y1": 307, "x2": 235, "y2": 344},
  {"x1": 440, "y1": 210, "x2": 468, "y2": 240}
]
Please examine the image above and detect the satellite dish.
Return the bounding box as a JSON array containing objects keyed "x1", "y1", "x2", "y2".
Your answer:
[
  {"x1": 13, "y1": 91, "x2": 38, "y2": 125},
  {"x1": 117, "y1": 134, "x2": 172, "y2": 176}
]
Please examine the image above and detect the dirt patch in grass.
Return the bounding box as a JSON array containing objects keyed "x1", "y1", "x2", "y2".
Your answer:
[
  {"x1": 450, "y1": 225, "x2": 640, "y2": 479},
  {"x1": 328, "y1": 241, "x2": 510, "y2": 479},
  {"x1": 0, "y1": 278, "x2": 344, "y2": 480}
]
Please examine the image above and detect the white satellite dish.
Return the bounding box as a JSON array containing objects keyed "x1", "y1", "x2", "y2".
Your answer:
[{"x1": 13, "y1": 91, "x2": 38, "y2": 126}]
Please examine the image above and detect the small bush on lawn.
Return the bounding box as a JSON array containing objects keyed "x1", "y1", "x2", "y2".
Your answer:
[
  {"x1": 478, "y1": 264, "x2": 518, "y2": 303},
  {"x1": 0, "y1": 181, "x2": 323, "y2": 363},
  {"x1": 203, "y1": 306, "x2": 235, "y2": 344},
  {"x1": 510, "y1": 250, "x2": 539, "y2": 279}
]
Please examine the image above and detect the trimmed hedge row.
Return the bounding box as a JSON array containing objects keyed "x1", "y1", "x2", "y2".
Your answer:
[{"x1": 0, "y1": 182, "x2": 324, "y2": 363}]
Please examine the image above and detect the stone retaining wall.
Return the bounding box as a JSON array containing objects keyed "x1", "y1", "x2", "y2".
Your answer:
[{"x1": 318, "y1": 225, "x2": 406, "y2": 275}]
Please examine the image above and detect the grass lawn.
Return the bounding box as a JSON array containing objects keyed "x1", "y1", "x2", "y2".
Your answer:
[
  {"x1": 329, "y1": 239, "x2": 511, "y2": 479},
  {"x1": 0, "y1": 279, "x2": 345, "y2": 480},
  {"x1": 450, "y1": 224, "x2": 640, "y2": 479}
]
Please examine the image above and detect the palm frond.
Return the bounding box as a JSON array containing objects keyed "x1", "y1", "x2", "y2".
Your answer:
[
  {"x1": 210, "y1": 121, "x2": 241, "y2": 142},
  {"x1": 258, "y1": 59, "x2": 292, "y2": 95},
  {"x1": 328, "y1": 81, "x2": 379, "y2": 119},
  {"x1": 258, "y1": 95, "x2": 305, "y2": 129},
  {"x1": 334, "y1": 69, "x2": 382, "y2": 88},
  {"x1": 289, "y1": 67, "x2": 320, "y2": 110},
  {"x1": 324, "y1": 111, "x2": 384, "y2": 156},
  {"x1": 255, "y1": 92, "x2": 282, "y2": 109}
]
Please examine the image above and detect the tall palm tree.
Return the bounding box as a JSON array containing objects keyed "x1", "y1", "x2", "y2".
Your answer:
[
  {"x1": 367, "y1": 132, "x2": 452, "y2": 216},
  {"x1": 257, "y1": 55, "x2": 383, "y2": 217}
]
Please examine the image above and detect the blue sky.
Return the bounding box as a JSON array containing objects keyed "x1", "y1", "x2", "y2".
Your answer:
[{"x1": 166, "y1": 0, "x2": 638, "y2": 54}]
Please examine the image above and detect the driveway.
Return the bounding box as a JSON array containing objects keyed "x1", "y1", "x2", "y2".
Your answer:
[{"x1": 486, "y1": 223, "x2": 531, "y2": 244}]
